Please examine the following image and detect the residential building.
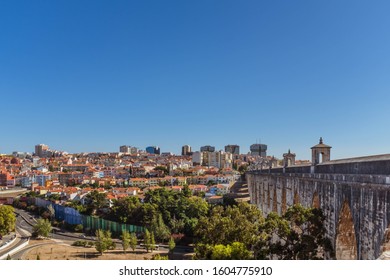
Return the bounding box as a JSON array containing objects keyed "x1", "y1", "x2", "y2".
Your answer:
[
  {"x1": 220, "y1": 151, "x2": 233, "y2": 169},
  {"x1": 34, "y1": 174, "x2": 52, "y2": 186},
  {"x1": 200, "y1": 145, "x2": 215, "y2": 152},
  {"x1": 129, "y1": 178, "x2": 148, "y2": 188},
  {"x1": 208, "y1": 151, "x2": 233, "y2": 169},
  {"x1": 12, "y1": 151, "x2": 31, "y2": 159},
  {"x1": 250, "y1": 143, "x2": 267, "y2": 157},
  {"x1": 225, "y1": 144, "x2": 240, "y2": 155},
  {"x1": 0, "y1": 171, "x2": 8, "y2": 186},
  {"x1": 192, "y1": 151, "x2": 203, "y2": 166},
  {"x1": 19, "y1": 176, "x2": 33, "y2": 188},
  {"x1": 130, "y1": 147, "x2": 139, "y2": 154},
  {"x1": 208, "y1": 151, "x2": 221, "y2": 168},
  {"x1": 182, "y1": 145, "x2": 192, "y2": 156},
  {"x1": 208, "y1": 184, "x2": 230, "y2": 195},
  {"x1": 146, "y1": 146, "x2": 160, "y2": 155},
  {"x1": 35, "y1": 144, "x2": 49, "y2": 157},
  {"x1": 188, "y1": 184, "x2": 208, "y2": 194},
  {"x1": 120, "y1": 145, "x2": 131, "y2": 153}
]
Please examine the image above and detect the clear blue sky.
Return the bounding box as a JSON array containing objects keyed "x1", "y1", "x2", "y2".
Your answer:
[{"x1": 1, "y1": 0, "x2": 390, "y2": 160}]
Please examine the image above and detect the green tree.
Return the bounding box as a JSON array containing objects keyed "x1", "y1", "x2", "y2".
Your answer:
[
  {"x1": 129, "y1": 232, "x2": 137, "y2": 253},
  {"x1": 140, "y1": 203, "x2": 159, "y2": 229},
  {"x1": 230, "y1": 242, "x2": 252, "y2": 259},
  {"x1": 95, "y1": 230, "x2": 115, "y2": 255},
  {"x1": 170, "y1": 218, "x2": 185, "y2": 234},
  {"x1": 209, "y1": 242, "x2": 252, "y2": 260},
  {"x1": 194, "y1": 202, "x2": 264, "y2": 259},
  {"x1": 74, "y1": 224, "x2": 83, "y2": 232},
  {"x1": 144, "y1": 229, "x2": 152, "y2": 253},
  {"x1": 182, "y1": 185, "x2": 192, "y2": 198},
  {"x1": 254, "y1": 205, "x2": 333, "y2": 260},
  {"x1": 195, "y1": 203, "x2": 264, "y2": 247},
  {"x1": 67, "y1": 201, "x2": 87, "y2": 213},
  {"x1": 168, "y1": 236, "x2": 176, "y2": 257},
  {"x1": 110, "y1": 196, "x2": 141, "y2": 224},
  {"x1": 183, "y1": 217, "x2": 199, "y2": 236},
  {"x1": 150, "y1": 232, "x2": 156, "y2": 253},
  {"x1": 33, "y1": 218, "x2": 52, "y2": 238},
  {"x1": 151, "y1": 254, "x2": 169, "y2": 260},
  {"x1": 85, "y1": 191, "x2": 108, "y2": 215},
  {"x1": 186, "y1": 196, "x2": 209, "y2": 218},
  {"x1": 211, "y1": 244, "x2": 232, "y2": 260},
  {"x1": 0, "y1": 205, "x2": 16, "y2": 235},
  {"x1": 151, "y1": 214, "x2": 170, "y2": 242},
  {"x1": 141, "y1": 187, "x2": 211, "y2": 237},
  {"x1": 121, "y1": 230, "x2": 130, "y2": 254}
]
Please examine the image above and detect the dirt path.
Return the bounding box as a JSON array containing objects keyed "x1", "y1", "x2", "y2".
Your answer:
[{"x1": 24, "y1": 242, "x2": 162, "y2": 260}]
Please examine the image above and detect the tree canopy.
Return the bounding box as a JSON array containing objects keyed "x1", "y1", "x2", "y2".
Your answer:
[
  {"x1": 195, "y1": 203, "x2": 264, "y2": 247},
  {"x1": 33, "y1": 218, "x2": 52, "y2": 238},
  {"x1": 109, "y1": 188, "x2": 210, "y2": 238},
  {"x1": 0, "y1": 205, "x2": 16, "y2": 236},
  {"x1": 194, "y1": 203, "x2": 333, "y2": 260},
  {"x1": 120, "y1": 230, "x2": 131, "y2": 254},
  {"x1": 95, "y1": 229, "x2": 115, "y2": 255},
  {"x1": 84, "y1": 191, "x2": 108, "y2": 215},
  {"x1": 211, "y1": 242, "x2": 252, "y2": 260},
  {"x1": 254, "y1": 204, "x2": 334, "y2": 260}
]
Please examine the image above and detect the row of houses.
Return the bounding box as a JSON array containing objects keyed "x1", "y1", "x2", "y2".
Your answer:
[
  {"x1": 31, "y1": 183, "x2": 231, "y2": 206},
  {"x1": 11, "y1": 172, "x2": 238, "y2": 189}
]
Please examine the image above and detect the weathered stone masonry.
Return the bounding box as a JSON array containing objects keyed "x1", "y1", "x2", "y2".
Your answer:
[{"x1": 246, "y1": 147, "x2": 390, "y2": 260}]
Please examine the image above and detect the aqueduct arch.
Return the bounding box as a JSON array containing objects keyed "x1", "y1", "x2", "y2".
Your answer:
[
  {"x1": 281, "y1": 188, "x2": 287, "y2": 214},
  {"x1": 312, "y1": 192, "x2": 320, "y2": 209},
  {"x1": 272, "y1": 188, "x2": 278, "y2": 212},
  {"x1": 381, "y1": 225, "x2": 390, "y2": 254},
  {"x1": 293, "y1": 190, "x2": 300, "y2": 205},
  {"x1": 335, "y1": 201, "x2": 357, "y2": 260}
]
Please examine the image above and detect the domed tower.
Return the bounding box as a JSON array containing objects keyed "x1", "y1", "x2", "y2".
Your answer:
[{"x1": 311, "y1": 137, "x2": 331, "y2": 165}]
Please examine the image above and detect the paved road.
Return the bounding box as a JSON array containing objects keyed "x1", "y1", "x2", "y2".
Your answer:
[{"x1": 0, "y1": 213, "x2": 31, "y2": 259}]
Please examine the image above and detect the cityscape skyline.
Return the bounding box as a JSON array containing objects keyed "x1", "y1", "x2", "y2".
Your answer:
[
  {"x1": 1, "y1": 1, "x2": 390, "y2": 263},
  {"x1": 2, "y1": 1, "x2": 390, "y2": 160},
  {"x1": 2, "y1": 136, "x2": 388, "y2": 163}
]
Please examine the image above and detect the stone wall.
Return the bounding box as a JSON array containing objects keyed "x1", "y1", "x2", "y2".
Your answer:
[{"x1": 246, "y1": 171, "x2": 390, "y2": 259}]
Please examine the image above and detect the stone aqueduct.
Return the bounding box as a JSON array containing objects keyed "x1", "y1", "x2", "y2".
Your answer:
[{"x1": 246, "y1": 138, "x2": 390, "y2": 260}]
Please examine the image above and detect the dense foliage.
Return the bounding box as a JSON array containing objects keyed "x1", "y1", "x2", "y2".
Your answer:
[
  {"x1": 95, "y1": 229, "x2": 115, "y2": 255},
  {"x1": 254, "y1": 204, "x2": 334, "y2": 260},
  {"x1": 109, "y1": 188, "x2": 209, "y2": 240},
  {"x1": 33, "y1": 218, "x2": 52, "y2": 238},
  {"x1": 194, "y1": 203, "x2": 333, "y2": 260},
  {"x1": 0, "y1": 205, "x2": 16, "y2": 236}
]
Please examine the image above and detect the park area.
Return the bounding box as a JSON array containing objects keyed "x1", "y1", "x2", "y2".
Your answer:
[{"x1": 23, "y1": 240, "x2": 163, "y2": 260}]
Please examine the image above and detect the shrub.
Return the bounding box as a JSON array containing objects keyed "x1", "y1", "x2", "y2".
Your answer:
[
  {"x1": 72, "y1": 240, "x2": 87, "y2": 247},
  {"x1": 74, "y1": 224, "x2": 83, "y2": 232}
]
